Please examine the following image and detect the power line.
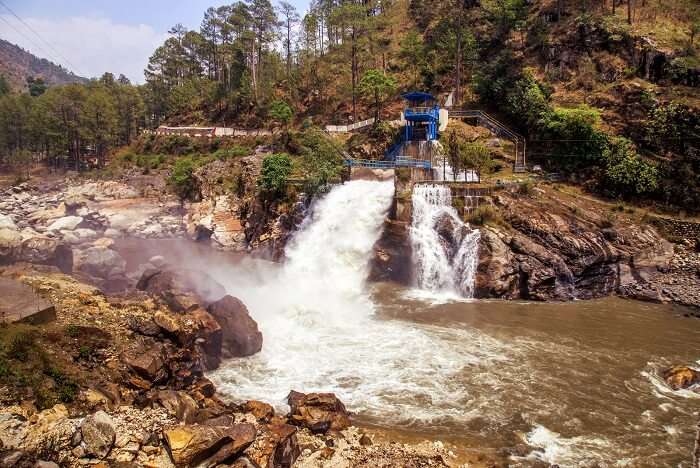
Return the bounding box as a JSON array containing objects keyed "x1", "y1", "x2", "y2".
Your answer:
[
  {"x1": 0, "y1": 0, "x2": 84, "y2": 76},
  {"x1": 0, "y1": 14, "x2": 57, "y2": 65}
]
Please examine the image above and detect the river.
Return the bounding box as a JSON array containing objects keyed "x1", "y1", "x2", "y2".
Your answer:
[{"x1": 115, "y1": 179, "x2": 700, "y2": 467}]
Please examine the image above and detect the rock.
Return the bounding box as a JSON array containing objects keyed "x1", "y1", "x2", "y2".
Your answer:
[
  {"x1": 0, "y1": 228, "x2": 22, "y2": 262},
  {"x1": 76, "y1": 246, "x2": 127, "y2": 280},
  {"x1": 137, "y1": 269, "x2": 226, "y2": 312},
  {"x1": 663, "y1": 366, "x2": 700, "y2": 391},
  {"x1": 80, "y1": 410, "x2": 116, "y2": 459},
  {"x1": 244, "y1": 401, "x2": 275, "y2": 422},
  {"x1": 207, "y1": 295, "x2": 262, "y2": 358},
  {"x1": 0, "y1": 450, "x2": 26, "y2": 467},
  {"x1": 123, "y1": 342, "x2": 168, "y2": 385},
  {"x1": 286, "y1": 391, "x2": 350, "y2": 434},
  {"x1": 46, "y1": 216, "x2": 83, "y2": 232},
  {"x1": 163, "y1": 423, "x2": 256, "y2": 467},
  {"x1": 241, "y1": 422, "x2": 299, "y2": 468},
  {"x1": 127, "y1": 316, "x2": 161, "y2": 337},
  {"x1": 0, "y1": 214, "x2": 16, "y2": 230},
  {"x1": 359, "y1": 434, "x2": 373, "y2": 446},
  {"x1": 153, "y1": 307, "x2": 222, "y2": 367},
  {"x1": 34, "y1": 461, "x2": 60, "y2": 468},
  {"x1": 154, "y1": 390, "x2": 200, "y2": 424},
  {"x1": 20, "y1": 236, "x2": 73, "y2": 273}
]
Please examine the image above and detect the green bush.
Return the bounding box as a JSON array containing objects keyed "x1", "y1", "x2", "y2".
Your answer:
[
  {"x1": 213, "y1": 145, "x2": 249, "y2": 160},
  {"x1": 466, "y1": 205, "x2": 503, "y2": 226},
  {"x1": 169, "y1": 157, "x2": 199, "y2": 201},
  {"x1": 602, "y1": 137, "x2": 658, "y2": 196},
  {"x1": 259, "y1": 153, "x2": 293, "y2": 196}
]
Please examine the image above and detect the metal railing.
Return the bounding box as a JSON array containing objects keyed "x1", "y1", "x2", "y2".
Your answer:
[
  {"x1": 449, "y1": 110, "x2": 527, "y2": 172},
  {"x1": 345, "y1": 156, "x2": 432, "y2": 170}
]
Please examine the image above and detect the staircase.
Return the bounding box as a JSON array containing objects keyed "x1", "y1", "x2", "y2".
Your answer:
[{"x1": 449, "y1": 110, "x2": 527, "y2": 172}]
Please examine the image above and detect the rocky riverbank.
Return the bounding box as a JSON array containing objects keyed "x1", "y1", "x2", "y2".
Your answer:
[{"x1": 0, "y1": 264, "x2": 458, "y2": 467}]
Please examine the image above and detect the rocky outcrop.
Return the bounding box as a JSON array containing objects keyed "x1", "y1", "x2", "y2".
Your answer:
[
  {"x1": 207, "y1": 295, "x2": 263, "y2": 358},
  {"x1": 287, "y1": 391, "x2": 351, "y2": 434},
  {"x1": 475, "y1": 191, "x2": 673, "y2": 301},
  {"x1": 240, "y1": 422, "x2": 300, "y2": 468}
]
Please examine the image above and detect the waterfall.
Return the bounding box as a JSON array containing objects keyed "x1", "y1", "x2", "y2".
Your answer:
[
  {"x1": 410, "y1": 184, "x2": 480, "y2": 298},
  {"x1": 209, "y1": 179, "x2": 494, "y2": 420}
]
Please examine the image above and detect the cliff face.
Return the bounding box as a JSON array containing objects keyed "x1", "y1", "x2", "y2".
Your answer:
[{"x1": 475, "y1": 187, "x2": 674, "y2": 301}]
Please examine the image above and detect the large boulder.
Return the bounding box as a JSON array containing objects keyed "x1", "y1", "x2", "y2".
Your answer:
[
  {"x1": 164, "y1": 423, "x2": 256, "y2": 467},
  {"x1": 20, "y1": 236, "x2": 73, "y2": 273},
  {"x1": 0, "y1": 214, "x2": 16, "y2": 230},
  {"x1": 207, "y1": 295, "x2": 262, "y2": 358},
  {"x1": 152, "y1": 308, "x2": 223, "y2": 369},
  {"x1": 123, "y1": 342, "x2": 168, "y2": 386},
  {"x1": 286, "y1": 391, "x2": 350, "y2": 434},
  {"x1": 240, "y1": 422, "x2": 300, "y2": 468},
  {"x1": 80, "y1": 410, "x2": 116, "y2": 459},
  {"x1": 137, "y1": 269, "x2": 226, "y2": 312},
  {"x1": 154, "y1": 390, "x2": 200, "y2": 424},
  {"x1": 0, "y1": 228, "x2": 22, "y2": 262},
  {"x1": 663, "y1": 366, "x2": 700, "y2": 391},
  {"x1": 46, "y1": 216, "x2": 83, "y2": 232},
  {"x1": 76, "y1": 246, "x2": 127, "y2": 280}
]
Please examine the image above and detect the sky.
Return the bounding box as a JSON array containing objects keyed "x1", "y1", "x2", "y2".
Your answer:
[{"x1": 0, "y1": 0, "x2": 310, "y2": 84}]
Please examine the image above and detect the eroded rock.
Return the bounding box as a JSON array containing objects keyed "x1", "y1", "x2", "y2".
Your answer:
[
  {"x1": 80, "y1": 410, "x2": 116, "y2": 459},
  {"x1": 207, "y1": 295, "x2": 262, "y2": 358},
  {"x1": 663, "y1": 366, "x2": 700, "y2": 391},
  {"x1": 164, "y1": 423, "x2": 256, "y2": 467},
  {"x1": 287, "y1": 391, "x2": 350, "y2": 434}
]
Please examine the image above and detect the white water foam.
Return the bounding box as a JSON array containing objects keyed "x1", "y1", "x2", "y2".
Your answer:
[
  {"x1": 410, "y1": 184, "x2": 480, "y2": 298},
  {"x1": 207, "y1": 180, "x2": 509, "y2": 422},
  {"x1": 519, "y1": 424, "x2": 616, "y2": 467}
]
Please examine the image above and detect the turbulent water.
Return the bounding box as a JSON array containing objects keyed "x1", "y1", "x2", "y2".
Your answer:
[
  {"x1": 116, "y1": 180, "x2": 700, "y2": 467},
  {"x1": 410, "y1": 184, "x2": 480, "y2": 298}
]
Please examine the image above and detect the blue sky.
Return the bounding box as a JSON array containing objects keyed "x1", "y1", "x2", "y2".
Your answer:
[{"x1": 0, "y1": 0, "x2": 310, "y2": 83}]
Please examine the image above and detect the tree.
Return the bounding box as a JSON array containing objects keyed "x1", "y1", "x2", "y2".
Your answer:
[
  {"x1": 26, "y1": 77, "x2": 47, "y2": 97},
  {"x1": 169, "y1": 157, "x2": 199, "y2": 201},
  {"x1": 0, "y1": 75, "x2": 9, "y2": 96},
  {"x1": 444, "y1": 128, "x2": 463, "y2": 181},
  {"x1": 330, "y1": 3, "x2": 372, "y2": 121},
  {"x1": 259, "y1": 153, "x2": 293, "y2": 195},
  {"x1": 279, "y1": 1, "x2": 300, "y2": 82},
  {"x1": 299, "y1": 128, "x2": 344, "y2": 194},
  {"x1": 399, "y1": 32, "x2": 425, "y2": 88},
  {"x1": 269, "y1": 99, "x2": 293, "y2": 142},
  {"x1": 603, "y1": 137, "x2": 658, "y2": 195},
  {"x1": 358, "y1": 69, "x2": 396, "y2": 122},
  {"x1": 462, "y1": 142, "x2": 493, "y2": 181}
]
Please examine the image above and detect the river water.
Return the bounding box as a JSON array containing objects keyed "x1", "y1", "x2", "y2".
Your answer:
[{"x1": 115, "y1": 180, "x2": 700, "y2": 467}]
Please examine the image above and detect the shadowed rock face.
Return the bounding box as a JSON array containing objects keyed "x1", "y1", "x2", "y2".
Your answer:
[
  {"x1": 207, "y1": 295, "x2": 263, "y2": 358},
  {"x1": 474, "y1": 192, "x2": 673, "y2": 301}
]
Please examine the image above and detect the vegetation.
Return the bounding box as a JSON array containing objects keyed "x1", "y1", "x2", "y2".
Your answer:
[
  {"x1": 0, "y1": 0, "x2": 698, "y2": 211},
  {"x1": 259, "y1": 153, "x2": 293, "y2": 196}
]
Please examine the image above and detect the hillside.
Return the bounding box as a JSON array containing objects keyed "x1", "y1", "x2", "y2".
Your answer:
[{"x1": 0, "y1": 38, "x2": 87, "y2": 90}]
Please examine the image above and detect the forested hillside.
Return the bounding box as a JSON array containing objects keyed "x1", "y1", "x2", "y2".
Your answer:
[
  {"x1": 0, "y1": 39, "x2": 87, "y2": 91},
  {"x1": 0, "y1": 0, "x2": 699, "y2": 210}
]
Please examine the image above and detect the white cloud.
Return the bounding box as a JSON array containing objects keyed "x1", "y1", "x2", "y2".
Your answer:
[{"x1": 0, "y1": 15, "x2": 168, "y2": 84}]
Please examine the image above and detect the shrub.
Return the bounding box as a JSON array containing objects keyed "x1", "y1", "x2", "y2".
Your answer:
[
  {"x1": 169, "y1": 157, "x2": 199, "y2": 201},
  {"x1": 259, "y1": 153, "x2": 293, "y2": 196},
  {"x1": 518, "y1": 180, "x2": 535, "y2": 196},
  {"x1": 466, "y1": 205, "x2": 503, "y2": 226},
  {"x1": 602, "y1": 137, "x2": 658, "y2": 196},
  {"x1": 214, "y1": 145, "x2": 249, "y2": 160}
]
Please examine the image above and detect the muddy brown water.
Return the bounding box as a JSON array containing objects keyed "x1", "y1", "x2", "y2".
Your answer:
[{"x1": 114, "y1": 238, "x2": 700, "y2": 467}]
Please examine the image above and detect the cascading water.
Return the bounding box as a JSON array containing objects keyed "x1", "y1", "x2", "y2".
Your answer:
[
  {"x1": 208, "y1": 179, "x2": 505, "y2": 422},
  {"x1": 410, "y1": 184, "x2": 480, "y2": 298}
]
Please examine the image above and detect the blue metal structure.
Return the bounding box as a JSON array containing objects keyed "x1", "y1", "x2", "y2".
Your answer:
[{"x1": 401, "y1": 92, "x2": 440, "y2": 141}]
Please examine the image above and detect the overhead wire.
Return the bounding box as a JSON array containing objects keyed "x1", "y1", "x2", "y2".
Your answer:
[{"x1": 0, "y1": 0, "x2": 84, "y2": 76}]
